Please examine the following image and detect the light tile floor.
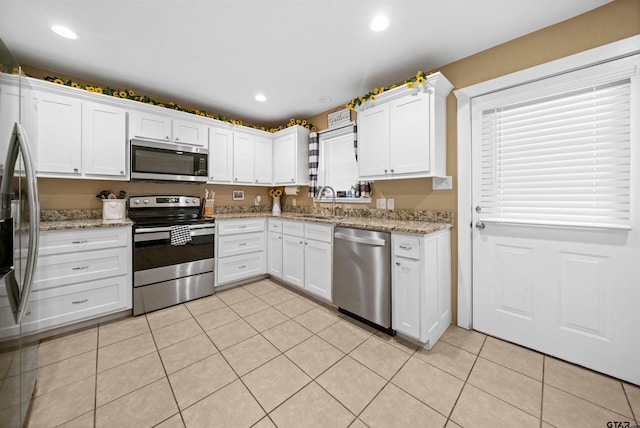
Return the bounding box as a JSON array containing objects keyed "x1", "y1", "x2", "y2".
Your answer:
[{"x1": 27, "y1": 279, "x2": 640, "y2": 428}]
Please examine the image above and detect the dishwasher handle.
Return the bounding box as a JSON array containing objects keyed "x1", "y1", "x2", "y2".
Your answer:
[{"x1": 334, "y1": 232, "x2": 386, "y2": 246}]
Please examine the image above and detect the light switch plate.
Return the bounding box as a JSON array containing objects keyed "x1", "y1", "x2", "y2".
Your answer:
[
  {"x1": 376, "y1": 198, "x2": 387, "y2": 210},
  {"x1": 432, "y1": 176, "x2": 453, "y2": 190},
  {"x1": 387, "y1": 198, "x2": 395, "y2": 210}
]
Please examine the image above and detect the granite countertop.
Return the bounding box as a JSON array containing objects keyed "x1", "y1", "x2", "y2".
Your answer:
[
  {"x1": 39, "y1": 207, "x2": 453, "y2": 235},
  {"x1": 212, "y1": 212, "x2": 452, "y2": 235},
  {"x1": 40, "y1": 209, "x2": 133, "y2": 231},
  {"x1": 40, "y1": 218, "x2": 134, "y2": 231}
]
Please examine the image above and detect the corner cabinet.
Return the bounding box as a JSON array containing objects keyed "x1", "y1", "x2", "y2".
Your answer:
[
  {"x1": 392, "y1": 228, "x2": 451, "y2": 349},
  {"x1": 273, "y1": 126, "x2": 310, "y2": 185},
  {"x1": 357, "y1": 72, "x2": 453, "y2": 181}
]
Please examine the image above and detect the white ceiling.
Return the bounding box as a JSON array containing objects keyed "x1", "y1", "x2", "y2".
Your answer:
[{"x1": 0, "y1": 0, "x2": 612, "y2": 127}]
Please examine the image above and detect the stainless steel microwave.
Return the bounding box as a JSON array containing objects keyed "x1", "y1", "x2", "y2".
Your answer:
[{"x1": 130, "y1": 139, "x2": 208, "y2": 182}]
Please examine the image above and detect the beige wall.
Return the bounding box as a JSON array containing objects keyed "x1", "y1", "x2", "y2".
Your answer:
[{"x1": 36, "y1": 0, "x2": 640, "y2": 323}]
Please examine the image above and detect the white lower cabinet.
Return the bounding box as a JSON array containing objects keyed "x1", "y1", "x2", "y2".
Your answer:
[
  {"x1": 8, "y1": 227, "x2": 131, "y2": 337},
  {"x1": 282, "y1": 233, "x2": 304, "y2": 288},
  {"x1": 281, "y1": 220, "x2": 333, "y2": 301},
  {"x1": 392, "y1": 229, "x2": 451, "y2": 349},
  {"x1": 215, "y1": 218, "x2": 266, "y2": 286},
  {"x1": 267, "y1": 219, "x2": 283, "y2": 279}
]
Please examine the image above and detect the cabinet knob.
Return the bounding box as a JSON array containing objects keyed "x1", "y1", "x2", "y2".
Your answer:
[
  {"x1": 278, "y1": 236, "x2": 281, "y2": 240},
  {"x1": 395, "y1": 261, "x2": 401, "y2": 266},
  {"x1": 74, "y1": 167, "x2": 79, "y2": 173},
  {"x1": 291, "y1": 178, "x2": 294, "y2": 182},
  {"x1": 384, "y1": 169, "x2": 388, "y2": 174},
  {"x1": 299, "y1": 241, "x2": 303, "y2": 244},
  {"x1": 390, "y1": 169, "x2": 394, "y2": 173},
  {"x1": 120, "y1": 170, "x2": 124, "y2": 174},
  {"x1": 234, "y1": 178, "x2": 238, "y2": 181},
  {"x1": 175, "y1": 137, "x2": 180, "y2": 141},
  {"x1": 255, "y1": 180, "x2": 258, "y2": 183},
  {"x1": 165, "y1": 136, "x2": 170, "y2": 140}
]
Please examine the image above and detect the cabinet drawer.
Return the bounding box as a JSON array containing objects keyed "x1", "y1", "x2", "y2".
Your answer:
[
  {"x1": 217, "y1": 218, "x2": 265, "y2": 235},
  {"x1": 217, "y1": 252, "x2": 266, "y2": 285},
  {"x1": 392, "y1": 234, "x2": 421, "y2": 260},
  {"x1": 283, "y1": 220, "x2": 304, "y2": 237},
  {"x1": 217, "y1": 232, "x2": 265, "y2": 258},
  {"x1": 267, "y1": 218, "x2": 282, "y2": 232},
  {"x1": 34, "y1": 247, "x2": 129, "y2": 291},
  {"x1": 304, "y1": 223, "x2": 333, "y2": 243},
  {"x1": 22, "y1": 275, "x2": 131, "y2": 334},
  {"x1": 39, "y1": 227, "x2": 130, "y2": 256}
]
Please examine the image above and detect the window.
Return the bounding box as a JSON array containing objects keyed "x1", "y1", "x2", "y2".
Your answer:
[
  {"x1": 317, "y1": 125, "x2": 368, "y2": 200},
  {"x1": 473, "y1": 55, "x2": 636, "y2": 229}
]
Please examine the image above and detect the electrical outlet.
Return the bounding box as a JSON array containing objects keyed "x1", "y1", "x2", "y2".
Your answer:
[
  {"x1": 376, "y1": 198, "x2": 387, "y2": 210},
  {"x1": 387, "y1": 198, "x2": 395, "y2": 210},
  {"x1": 292, "y1": 198, "x2": 296, "y2": 206}
]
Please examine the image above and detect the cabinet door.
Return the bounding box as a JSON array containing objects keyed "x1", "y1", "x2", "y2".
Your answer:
[
  {"x1": 36, "y1": 92, "x2": 82, "y2": 175},
  {"x1": 282, "y1": 234, "x2": 304, "y2": 288},
  {"x1": 254, "y1": 135, "x2": 273, "y2": 185},
  {"x1": 273, "y1": 133, "x2": 296, "y2": 184},
  {"x1": 392, "y1": 257, "x2": 421, "y2": 339},
  {"x1": 173, "y1": 119, "x2": 207, "y2": 146},
  {"x1": 232, "y1": 132, "x2": 255, "y2": 183},
  {"x1": 357, "y1": 103, "x2": 389, "y2": 178},
  {"x1": 208, "y1": 127, "x2": 233, "y2": 182},
  {"x1": 82, "y1": 102, "x2": 127, "y2": 178},
  {"x1": 129, "y1": 110, "x2": 172, "y2": 142},
  {"x1": 0, "y1": 83, "x2": 20, "y2": 171},
  {"x1": 389, "y1": 93, "x2": 430, "y2": 175},
  {"x1": 268, "y1": 231, "x2": 283, "y2": 279},
  {"x1": 304, "y1": 239, "x2": 332, "y2": 301}
]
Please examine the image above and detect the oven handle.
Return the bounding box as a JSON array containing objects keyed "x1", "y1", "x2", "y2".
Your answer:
[
  {"x1": 134, "y1": 224, "x2": 215, "y2": 234},
  {"x1": 134, "y1": 226, "x2": 215, "y2": 242}
]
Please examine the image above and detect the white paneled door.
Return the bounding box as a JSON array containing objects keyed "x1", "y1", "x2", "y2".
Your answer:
[{"x1": 471, "y1": 55, "x2": 640, "y2": 385}]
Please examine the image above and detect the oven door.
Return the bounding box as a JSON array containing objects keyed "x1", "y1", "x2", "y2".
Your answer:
[
  {"x1": 130, "y1": 139, "x2": 208, "y2": 182},
  {"x1": 133, "y1": 223, "x2": 215, "y2": 287}
]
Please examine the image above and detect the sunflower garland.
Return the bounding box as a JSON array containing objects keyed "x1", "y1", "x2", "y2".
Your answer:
[
  {"x1": 345, "y1": 70, "x2": 433, "y2": 111},
  {"x1": 41, "y1": 76, "x2": 316, "y2": 133}
]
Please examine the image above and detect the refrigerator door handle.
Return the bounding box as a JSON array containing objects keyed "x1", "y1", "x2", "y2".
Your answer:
[{"x1": 1, "y1": 123, "x2": 40, "y2": 323}]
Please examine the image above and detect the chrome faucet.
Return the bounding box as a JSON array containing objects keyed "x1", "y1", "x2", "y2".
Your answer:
[{"x1": 317, "y1": 185, "x2": 336, "y2": 217}]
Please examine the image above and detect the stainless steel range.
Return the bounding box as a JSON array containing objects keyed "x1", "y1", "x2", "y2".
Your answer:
[{"x1": 129, "y1": 195, "x2": 215, "y2": 315}]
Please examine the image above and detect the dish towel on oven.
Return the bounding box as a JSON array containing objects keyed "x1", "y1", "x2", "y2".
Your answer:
[{"x1": 170, "y1": 225, "x2": 192, "y2": 246}]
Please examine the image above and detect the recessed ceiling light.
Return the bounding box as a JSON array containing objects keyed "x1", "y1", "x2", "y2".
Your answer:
[
  {"x1": 255, "y1": 93, "x2": 267, "y2": 102},
  {"x1": 369, "y1": 15, "x2": 389, "y2": 32},
  {"x1": 318, "y1": 96, "x2": 333, "y2": 104},
  {"x1": 51, "y1": 25, "x2": 78, "y2": 40}
]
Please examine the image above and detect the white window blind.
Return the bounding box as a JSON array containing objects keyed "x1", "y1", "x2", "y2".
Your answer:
[{"x1": 479, "y1": 74, "x2": 632, "y2": 229}]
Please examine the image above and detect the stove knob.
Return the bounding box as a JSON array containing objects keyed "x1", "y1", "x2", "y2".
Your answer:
[
  {"x1": 133, "y1": 199, "x2": 140, "y2": 205},
  {"x1": 191, "y1": 198, "x2": 198, "y2": 204},
  {"x1": 143, "y1": 199, "x2": 149, "y2": 204}
]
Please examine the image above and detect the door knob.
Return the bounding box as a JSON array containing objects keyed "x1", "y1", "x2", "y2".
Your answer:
[{"x1": 475, "y1": 221, "x2": 486, "y2": 230}]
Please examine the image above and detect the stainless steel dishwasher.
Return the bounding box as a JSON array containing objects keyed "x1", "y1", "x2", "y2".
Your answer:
[{"x1": 333, "y1": 227, "x2": 393, "y2": 334}]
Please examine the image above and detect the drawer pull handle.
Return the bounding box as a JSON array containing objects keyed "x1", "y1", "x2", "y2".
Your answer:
[
  {"x1": 238, "y1": 242, "x2": 247, "y2": 246},
  {"x1": 72, "y1": 299, "x2": 88, "y2": 304},
  {"x1": 238, "y1": 225, "x2": 247, "y2": 229},
  {"x1": 399, "y1": 244, "x2": 412, "y2": 250},
  {"x1": 238, "y1": 265, "x2": 246, "y2": 269},
  {"x1": 72, "y1": 240, "x2": 88, "y2": 244},
  {"x1": 72, "y1": 265, "x2": 89, "y2": 271}
]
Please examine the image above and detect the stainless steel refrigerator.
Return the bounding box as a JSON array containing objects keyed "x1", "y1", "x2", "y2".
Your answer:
[{"x1": 0, "y1": 38, "x2": 40, "y2": 427}]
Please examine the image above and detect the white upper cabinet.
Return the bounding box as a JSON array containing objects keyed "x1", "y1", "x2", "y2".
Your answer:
[
  {"x1": 273, "y1": 125, "x2": 309, "y2": 185},
  {"x1": 208, "y1": 127, "x2": 233, "y2": 183},
  {"x1": 35, "y1": 92, "x2": 82, "y2": 175},
  {"x1": 128, "y1": 110, "x2": 172, "y2": 142},
  {"x1": 33, "y1": 88, "x2": 129, "y2": 180},
  {"x1": 254, "y1": 135, "x2": 273, "y2": 185},
  {"x1": 232, "y1": 131, "x2": 255, "y2": 184},
  {"x1": 82, "y1": 102, "x2": 127, "y2": 178},
  {"x1": 172, "y1": 118, "x2": 208, "y2": 146},
  {"x1": 357, "y1": 72, "x2": 453, "y2": 180}
]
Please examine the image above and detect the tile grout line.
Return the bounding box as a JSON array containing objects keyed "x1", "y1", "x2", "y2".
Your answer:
[
  {"x1": 442, "y1": 334, "x2": 486, "y2": 426},
  {"x1": 93, "y1": 323, "x2": 99, "y2": 428},
  {"x1": 540, "y1": 356, "x2": 546, "y2": 428}
]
